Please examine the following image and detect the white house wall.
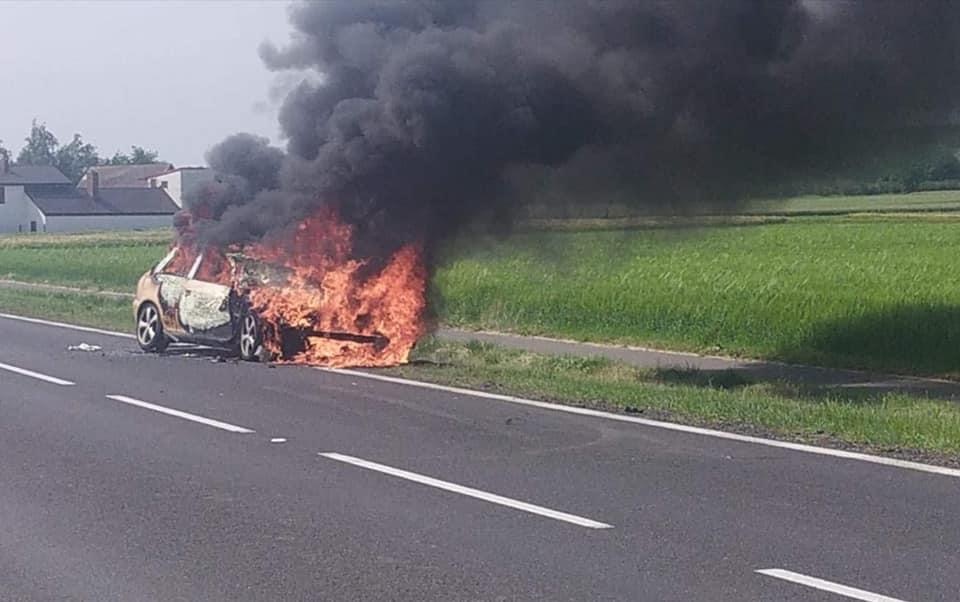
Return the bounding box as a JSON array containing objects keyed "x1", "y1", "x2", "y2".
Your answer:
[
  {"x1": 152, "y1": 172, "x2": 183, "y2": 208},
  {"x1": 0, "y1": 186, "x2": 46, "y2": 233},
  {"x1": 151, "y1": 169, "x2": 216, "y2": 208},
  {"x1": 43, "y1": 214, "x2": 173, "y2": 233}
]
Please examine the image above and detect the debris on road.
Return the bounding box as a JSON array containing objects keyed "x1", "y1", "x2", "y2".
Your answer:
[{"x1": 67, "y1": 343, "x2": 102, "y2": 352}]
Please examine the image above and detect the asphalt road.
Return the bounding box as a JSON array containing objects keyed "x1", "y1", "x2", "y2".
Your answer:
[{"x1": 1, "y1": 314, "x2": 958, "y2": 601}]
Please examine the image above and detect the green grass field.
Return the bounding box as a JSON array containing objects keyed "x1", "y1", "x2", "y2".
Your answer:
[
  {"x1": 0, "y1": 229, "x2": 170, "y2": 291},
  {"x1": 437, "y1": 214, "x2": 960, "y2": 377}
]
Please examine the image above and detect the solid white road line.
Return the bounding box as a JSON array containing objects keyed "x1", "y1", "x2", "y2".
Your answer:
[
  {"x1": 756, "y1": 569, "x2": 908, "y2": 602},
  {"x1": 105, "y1": 395, "x2": 254, "y2": 434},
  {"x1": 328, "y1": 368, "x2": 960, "y2": 480},
  {"x1": 0, "y1": 361, "x2": 75, "y2": 386},
  {"x1": 0, "y1": 312, "x2": 134, "y2": 339},
  {"x1": 320, "y1": 452, "x2": 613, "y2": 529},
  {"x1": 2, "y1": 312, "x2": 957, "y2": 480}
]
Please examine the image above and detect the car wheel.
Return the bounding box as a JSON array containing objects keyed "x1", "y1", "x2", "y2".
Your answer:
[
  {"x1": 239, "y1": 311, "x2": 264, "y2": 362},
  {"x1": 136, "y1": 302, "x2": 169, "y2": 353}
]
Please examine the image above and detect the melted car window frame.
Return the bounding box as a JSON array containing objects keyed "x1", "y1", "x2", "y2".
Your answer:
[
  {"x1": 153, "y1": 249, "x2": 178, "y2": 275},
  {"x1": 154, "y1": 248, "x2": 198, "y2": 278},
  {"x1": 187, "y1": 253, "x2": 204, "y2": 280}
]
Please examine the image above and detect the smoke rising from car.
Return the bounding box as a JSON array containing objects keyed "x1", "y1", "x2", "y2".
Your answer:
[{"x1": 187, "y1": 0, "x2": 960, "y2": 258}]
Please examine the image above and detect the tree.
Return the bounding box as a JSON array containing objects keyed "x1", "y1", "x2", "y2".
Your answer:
[
  {"x1": 56, "y1": 133, "x2": 101, "y2": 183},
  {"x1": 12, "y1": 120, "x2": 163, "y2": 182},
  {"x1": 0, "y1": 140, "x2": 9, "y2": 163},
  {"x1": 16, "y1": 120, "x2": 59, "y2": 167},
  {"x1": 16, "y1": 121, "x2": 102, "y2": 182},
  {"x1": 107, "y1": 145, "x2": 161, "y2": 165}
]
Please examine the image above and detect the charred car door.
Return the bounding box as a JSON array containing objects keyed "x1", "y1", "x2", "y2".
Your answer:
[
  {"x1": 153, "y1": 248, "x2": 190, "y2": 336},
  {"x1": 177, "y1": 253, "x2": 236, "y2": 342}
]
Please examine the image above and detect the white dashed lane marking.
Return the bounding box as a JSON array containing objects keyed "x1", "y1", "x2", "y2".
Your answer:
[
  {"x1": 0, "y1": 361, "x2": 75, "y2": 386},
  {"x1": 756, "y1": 569, "x2": 909, "y2": 602},
  {"x1": 105, "y1": 395, "x2": 255, "y2": 434},
  {"x1": 320, "y1": 452, "x2": 613, "y2": 529}
]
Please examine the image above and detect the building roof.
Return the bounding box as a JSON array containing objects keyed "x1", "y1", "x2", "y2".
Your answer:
[
  {"x1": 97, "y1": 188, "x2": 179, "y2": 214},
  {"x1": 153, "y1": 166, "x2": 211, "y2": 177},
  {"x1": 0, "y1": 165, "x2": 71, "y2": 185},
  {"x1": 25, "y1": 184, "x2": 178, "y2": 216},
  {"x1": 77, "y1": 163, "x2": 174, "y2": 188}
]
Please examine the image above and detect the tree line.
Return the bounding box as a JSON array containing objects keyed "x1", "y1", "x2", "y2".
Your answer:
[{"x1": 0, "y1": 120, "x2": 164, "y2": 183}]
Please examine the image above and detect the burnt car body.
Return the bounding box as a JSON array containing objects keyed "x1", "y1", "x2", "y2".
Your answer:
[
  {"x1": 134, "y1": 248, "x2": 390, "y2": 361},
  {"x1": 133, "y1": 248, "x2": 266, "y2": 360}
]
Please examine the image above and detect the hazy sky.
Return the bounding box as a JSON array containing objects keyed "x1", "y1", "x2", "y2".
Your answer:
[{"x1": 0, "y1": 1, "x2": 294, "y2": 166}]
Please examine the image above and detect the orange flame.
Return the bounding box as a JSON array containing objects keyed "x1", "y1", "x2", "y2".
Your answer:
[
  {"x1": 172, "y1": 206, "x2": 428, "y2": 367},
  {"x1": 232, "y1": 207, "x2": 427, "y2": 367}
]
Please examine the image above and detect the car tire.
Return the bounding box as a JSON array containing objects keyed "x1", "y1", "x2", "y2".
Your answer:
[
  {"x1": 136, "y1": 302, "x2": 169, "y2": 353},
  {"x1": 239, "y1": 311, "x2": 265, "y2": 362}
]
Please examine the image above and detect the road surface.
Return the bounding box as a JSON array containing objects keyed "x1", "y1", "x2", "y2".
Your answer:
[{"x1": 0, "y1": 314, "x2": 957, "y2": 601}]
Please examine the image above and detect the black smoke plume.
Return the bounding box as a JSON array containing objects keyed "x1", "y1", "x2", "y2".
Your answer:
[{"x1": 190, "y1": 0, "x2": 960, "y2": 255}]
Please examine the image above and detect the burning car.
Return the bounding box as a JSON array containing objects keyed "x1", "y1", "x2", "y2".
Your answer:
[
  {"x1": 136, "y1": 204, "x2": 427, "y2": 367},
  {"x1": 133, "y1": 247, "x2": 270, "y2": 360},
  {"x1": 133, "y1": 216, "x2": 424, "y2": 367}
]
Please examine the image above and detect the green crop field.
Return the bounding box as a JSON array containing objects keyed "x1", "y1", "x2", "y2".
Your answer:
[
  {"x1": 437, "y1": 214, "x2": 960, "y2": 377},
  {"x1": 0, "y1": 229, "x2": 170, "y2": 291}
]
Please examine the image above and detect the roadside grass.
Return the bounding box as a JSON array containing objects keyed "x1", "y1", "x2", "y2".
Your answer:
[
  {"x1": 0, "y1": 288, "x2": 131, "y2": 332},
  {"x1": 389, "y1": 339, "x2": 960, "y2": 457},
  {"x1": 437, "y1": 215, "x2": 960, "y2": 378},
  {"x1": 0, "y1": 229, "x2": 170, "y2": 291}
]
